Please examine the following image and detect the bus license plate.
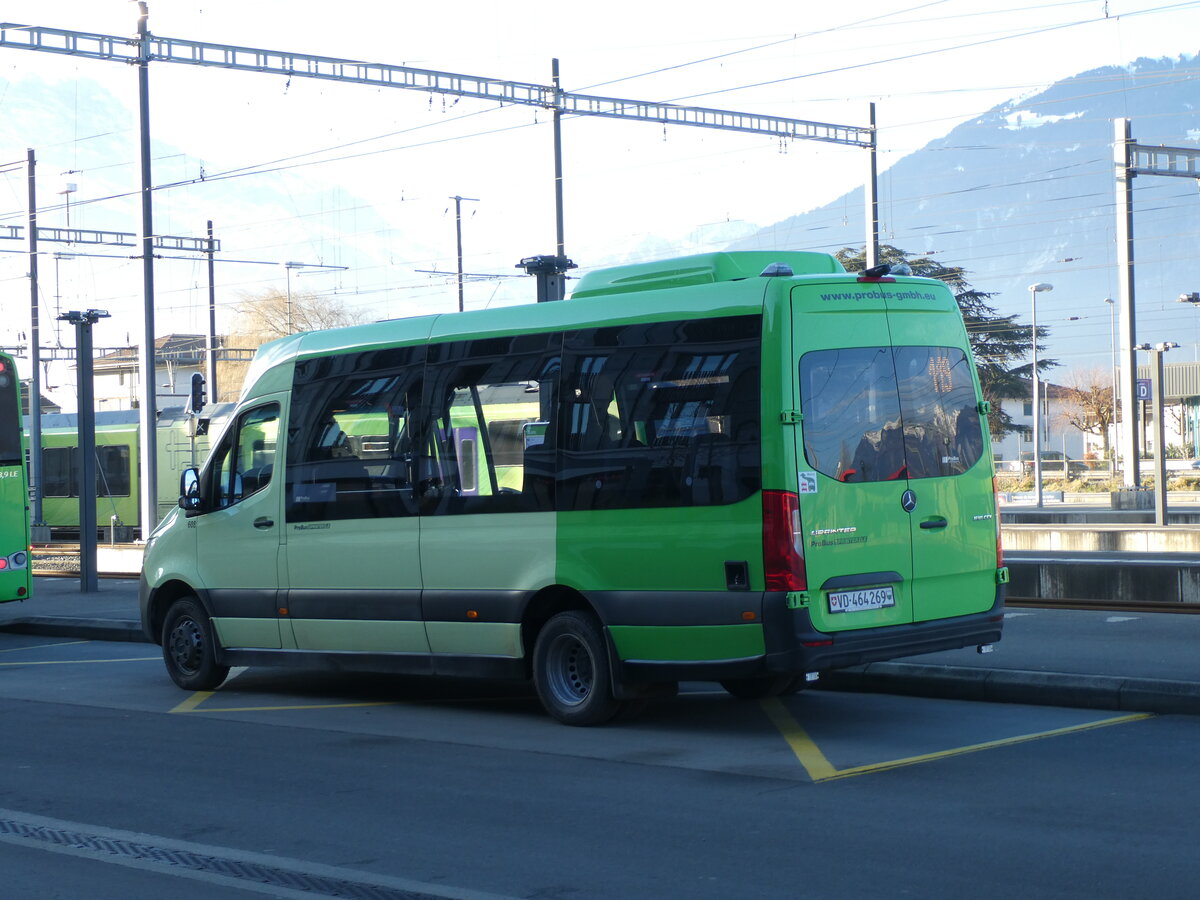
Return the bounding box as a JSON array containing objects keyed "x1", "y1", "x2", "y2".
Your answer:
[{"x1": 828, "y1": 586, "x2": 895, "y2": 614}]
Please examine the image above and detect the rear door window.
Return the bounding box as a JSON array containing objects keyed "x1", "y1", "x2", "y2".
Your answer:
[{"x1": 799, "y1": 346, "x2": 983, "y2": 482}]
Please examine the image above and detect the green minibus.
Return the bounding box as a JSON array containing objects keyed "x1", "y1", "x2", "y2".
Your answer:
[
  {"x1": 140, "y1": 250, "x2": 1006, "y2": 724},
  {"x1": 0, "y1": 351, "x2": 31, "y2": 603}
]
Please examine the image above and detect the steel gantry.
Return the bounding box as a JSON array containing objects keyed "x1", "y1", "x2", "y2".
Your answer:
[
  {"x1": 1, "y1": 15, "x2": 880, "y2": 532},
  {"x1": 1113, "y1": 118, "x2": 1200, "y2": 487}
]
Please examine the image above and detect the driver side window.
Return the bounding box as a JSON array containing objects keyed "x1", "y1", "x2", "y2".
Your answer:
[{"x1": 207, "y1": 404, "x2": 280, "y2": 510}]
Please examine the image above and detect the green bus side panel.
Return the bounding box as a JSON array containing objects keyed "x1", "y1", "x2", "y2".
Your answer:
[
  {"x1": 421, "y1": 512, "x2": 555, "y2": 591},
  {"x1": 212, "y1": 617, "x2": 283, "y2": 650},
  {"x1": 288, "y1": 619, "x2": 430, "y2": 653},
  {"x1": 555, "y1": 499, "x2": 762, "y2": 593},
  {"x1": 609, "y1": 624, "x2": 765, "y2": 662},
  {"x1": 0, "y1": 469, "x2": 30, "y2": 603},
  {"x1": 426, "y1": 621, "x2": 522, "y2": 657}
]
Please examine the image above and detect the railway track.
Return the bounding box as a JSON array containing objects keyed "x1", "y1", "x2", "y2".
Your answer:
[{"x1": 30, "y1": 543, "x2": 142, "y2": 578}]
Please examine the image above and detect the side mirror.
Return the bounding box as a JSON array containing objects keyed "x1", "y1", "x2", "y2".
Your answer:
[{"x1": 179, "y1": 467, "x2": 202, "y2": 512}]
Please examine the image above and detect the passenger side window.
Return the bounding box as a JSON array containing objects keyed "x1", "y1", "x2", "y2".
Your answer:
[
  {"x1": 287, "y1": 346, "x2": 424, "y2": 522},
  {"x1": 558, "y1": 316, "x2": 761, "y2": 510},
  {"x1": 422, "y1": 332, "x2": 559, "y2": 516},
  {"x1": 206, "y1": 404, "x2": 280, "y2": 510}
]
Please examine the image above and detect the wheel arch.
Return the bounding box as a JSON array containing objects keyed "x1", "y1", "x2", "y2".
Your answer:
[
  {"x1": 145, "y1": 579, "x2": 206, "y2": 646},
  {"x1": 520, "y1": 584, "x2": 597, "y2": 677}
]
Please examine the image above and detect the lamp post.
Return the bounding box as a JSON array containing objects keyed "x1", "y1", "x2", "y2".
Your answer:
[
  {"x1": 1029, "y1": 283, "x2": 1054, "y2": 507},
  {"x1": 1105, "y1": 297, "x2": 1118, "y2": 475},
  {"x1": 283, "y1": 261, "x2": 305, "y2": 333}
]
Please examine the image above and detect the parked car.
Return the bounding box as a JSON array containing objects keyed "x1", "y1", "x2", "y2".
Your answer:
[{"x1": 1020, "y1": 451, "x2": 1088, "y2": 476}]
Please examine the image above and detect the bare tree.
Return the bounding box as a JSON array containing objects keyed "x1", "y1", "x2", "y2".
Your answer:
[
  {"x1": 215, "y1": 288, "x2": 365, "y2": 402},
  {"x1": 1059, "y1": 367, "x2": 1115, "y2": 457}
]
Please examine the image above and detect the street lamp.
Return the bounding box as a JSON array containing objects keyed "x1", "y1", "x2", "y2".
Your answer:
[
  {"x1": 1028, "y1": 282, "x2": 1054, "y2": 507},
  {"x1": 1105, "y1": 297, "x2": 1118, "y2": 474},
  {"x1": 283, "y1": 261, "x2": 305, "y2": 333}
]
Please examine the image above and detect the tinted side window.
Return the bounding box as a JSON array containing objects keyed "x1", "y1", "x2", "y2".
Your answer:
[
  {"x1": 205, "y1": 404, "x2": 280, "y2": 510},
  {"x1": 422, "y1": 333, "x2": 559, "y2": 516},
  {"x1": 0, "y1": 361, "x2": 18, "y2": 465},
  {"x1": 287, "y1": 346, "x2": 424, "y2": 522},
  {"x1": 799, "y1": 345, "x2": 983, "y2": 483},
  {"x1": 559, "y1": 316, "x2": 761, "y2": 510}
]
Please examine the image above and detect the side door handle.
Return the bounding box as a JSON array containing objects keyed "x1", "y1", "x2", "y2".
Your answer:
[
  {"x1": 253, "y1": 517, "x2": 275, "y2": 529},
  {"x1": 919, "y1": 517, "x2": 948, "y2": 530}
]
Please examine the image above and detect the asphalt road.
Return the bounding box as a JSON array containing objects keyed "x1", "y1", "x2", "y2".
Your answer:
[{"x1": 1, "y1": 630, "x2": 1198, "y2": 899}]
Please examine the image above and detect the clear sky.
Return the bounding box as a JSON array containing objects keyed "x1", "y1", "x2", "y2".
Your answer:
[{"x1": 1, "y1": 0, "x2": 1198, "y2": 361}]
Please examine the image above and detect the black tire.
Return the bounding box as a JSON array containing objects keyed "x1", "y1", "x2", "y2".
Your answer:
[
  {"x1": 532, "y1": 611, "x2": 625, "y2": 726},
  {"x1": 719, "y1": 674, "x2": 802, "y2": 699},
  {"x1": 161, "y1": 597, "x2": 230, "y2": 691}
]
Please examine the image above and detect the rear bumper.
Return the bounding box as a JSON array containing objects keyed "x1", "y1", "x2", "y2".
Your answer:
[{"x1": 617, "y1": 585, "x2": 1005, "y2": 683}]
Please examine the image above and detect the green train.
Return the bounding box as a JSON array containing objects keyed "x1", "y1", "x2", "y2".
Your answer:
[{"x1": 27, "y1": 404, "x2": 235, "y2": 539}]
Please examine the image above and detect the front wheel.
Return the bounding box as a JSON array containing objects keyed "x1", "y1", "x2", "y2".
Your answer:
[
  {"x1": 533, "y1": 611, "x2": 625, "y2": 726},
  {"x1": 161, "y1": 597, "x2": 229, "y2": 691}
]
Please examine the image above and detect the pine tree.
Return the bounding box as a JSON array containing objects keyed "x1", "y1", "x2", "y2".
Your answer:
[{"x1": 835, "y1": 245, "x2": 1052, "y2": 437}]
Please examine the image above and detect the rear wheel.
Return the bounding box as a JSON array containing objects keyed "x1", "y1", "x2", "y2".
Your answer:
[
  {"x1": 161, "y1": 597, "x2": 229, "y2": 691},
  {"x1": 719, "y1": 675, "x2": 803, "y2": 699},
  {"x1": 533, "y1": 611, "x2": 625, "y2": 726}
]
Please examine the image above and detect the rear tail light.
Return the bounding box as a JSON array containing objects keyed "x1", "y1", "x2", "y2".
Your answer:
[{"x1": 763, "y1": 490, "x2": 807, "y2": 591}]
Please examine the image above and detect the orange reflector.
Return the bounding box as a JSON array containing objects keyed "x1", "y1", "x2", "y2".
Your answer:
[
  {"x1": 278, "y1": 607, "x2": 289, "y2": 616},
  {"x1": 741, "y1": 611, "x2": 757, "y2": 621},
  {"x1": 467, "y1": 609, "x2": 479, "y2": 619}
]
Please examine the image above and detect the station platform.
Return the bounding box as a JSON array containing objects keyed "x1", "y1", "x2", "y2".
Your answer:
[{"x1": 2, "y1": 576, "x2": 1197, "y2": 717}]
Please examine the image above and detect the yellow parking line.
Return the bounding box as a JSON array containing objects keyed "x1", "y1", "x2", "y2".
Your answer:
[
  {"x1": 0, "y1": 656, "x2": 158, "y2": 667},
  {"x1": 818, "y1": 713, "x2": 1154, "y2": 782},
  {"x1": 761, "y1": 699, "x2": 1153, "y2": 783},
  {"x1": 170, "y1": 691, "x2": 215, "y2": 714},
  {"x1": 760, "y1": 697, "x2": 838, "y2": 781}
]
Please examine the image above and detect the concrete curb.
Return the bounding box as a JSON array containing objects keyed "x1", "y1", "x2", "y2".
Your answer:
[
  {"x1": 0, "y1": 617, "x2": 148, "y2": 644},
  {"x1": 819, "y1": 661, "x2": 1200, "y2": 716}
]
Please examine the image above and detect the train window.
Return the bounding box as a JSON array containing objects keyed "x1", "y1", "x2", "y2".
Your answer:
[
  {"x1": 97, "y1": 445, "x2": 131, "y2": 497},
  {"x1": 43, "y1": 447, "x2": 73, "y2": 497}
]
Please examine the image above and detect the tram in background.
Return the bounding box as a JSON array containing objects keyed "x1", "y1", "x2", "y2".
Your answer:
[
  {"x1": 0, "y1": 351, "x2": 31, "y2": 602},
  {"x1": 26, "y1": 404, "x2": 235, "y2": 540}
]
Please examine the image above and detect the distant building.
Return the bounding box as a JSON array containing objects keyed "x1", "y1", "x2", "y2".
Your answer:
[
  {"x1": 992, "y1": 362, "x2": 1200, "y2": 469},
  {"x1": 991, "y1": 380, "x2": 1086, "y2": 471},
  {"x1": 90, "y1": 334, "x2": 217, "y2": 411}
]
